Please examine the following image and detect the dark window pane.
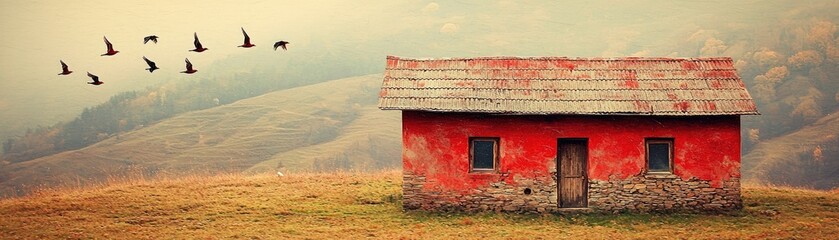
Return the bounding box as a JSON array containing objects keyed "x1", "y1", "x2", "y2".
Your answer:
[
  {"x1": 473, "y1": 140, "x2": 495, "y2": 170},
  {"x1": 648, "y1": 143, "x2": 670, "y2": 172}
]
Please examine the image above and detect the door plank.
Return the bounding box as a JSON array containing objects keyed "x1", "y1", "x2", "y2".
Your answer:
[{"x1": 558, "y1": 140, "x2": 587, "y2": 208}]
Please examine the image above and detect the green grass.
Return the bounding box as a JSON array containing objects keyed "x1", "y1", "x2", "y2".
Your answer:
[{"x1": 1, "y1": 171, "x2": 837, "y2": 239}]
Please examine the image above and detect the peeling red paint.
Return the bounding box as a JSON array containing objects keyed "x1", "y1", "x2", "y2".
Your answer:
[
  {"x1": 706, "y1": 102, "x2": 717, "y2": 111},
  {"x1": 674, "y1": 101, "x2": 691, "y2": 112},
  {"x1": 681, "y1": 61, "x2": 700, "y2": 70},
  {"x1": 402, "y1": 111, "x2": 741, "y2": 192},
  {"x1": 516, "y1": 79, "x2": 532, "y2": 89},
  {"x1": 651, "y1": 72, "x2": 666, "y2": 78},
  {"x1": 623, "y1": 80, "x2": 640, "y2": 89},
  {"x1": 515, "y1": 70, "x2": 542, "y2": 79},
  {"x1": 387, "y1": 58, "x2": 399, "y2": 68},
  {"x1": 455, "y1": 80, "x2": 474, "y2": 87},
  {"x1": 703, "y1": 70, "x2": 736, "y2": 79},
  {"x1": 666, "y1": 92, "x2": 679, "y2": 100},
  {"x1": 577, "y1": 73, "x2": 592, "y2": 79},
  {"x1": 405, "y1": 61, "x2": 419, "y2": 69},
  {"x1": 551, "y1": 60, "x2": 576, "y2": 70},
  {"x1": 708, "y1": 80, "x2": 724, "y2": 89}
]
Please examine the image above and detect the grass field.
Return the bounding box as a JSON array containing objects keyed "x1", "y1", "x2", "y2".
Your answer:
[{"x1": 1, "y1": 171, "x2": 837, "y2": 239}]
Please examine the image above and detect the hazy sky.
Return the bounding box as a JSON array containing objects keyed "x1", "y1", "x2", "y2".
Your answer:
[{"x1": 0, "y1": 0, "x2": 834, "y2": 141}]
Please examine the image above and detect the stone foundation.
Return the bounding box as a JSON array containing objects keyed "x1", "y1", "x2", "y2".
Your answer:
[
  {"x1": 589, "y1": 174, "x2": 741, "y2": 212},
  {"x1": 402, "y1": 173, "x2": 557, "y2": 213},
  {"x1": 403, "y1": 172, "x2": 741, "y2": 213}
]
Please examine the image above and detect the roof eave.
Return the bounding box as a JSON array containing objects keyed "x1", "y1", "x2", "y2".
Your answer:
[{"x1": 378, "y1": 107, "x2": 760, "y2": 116}]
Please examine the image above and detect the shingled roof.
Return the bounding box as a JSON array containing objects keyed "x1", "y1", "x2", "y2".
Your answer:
[{"x1": 377, "y1": 56, "x2": 759, "y2": 116}]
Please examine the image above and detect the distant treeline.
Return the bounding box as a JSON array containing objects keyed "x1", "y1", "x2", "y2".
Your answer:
[
  {"x1": 737, "y1": 19, "x2": 839, "y2": 152},
  {"x1": 2, "y1": 51, "x2": 380, "y2": 164}
]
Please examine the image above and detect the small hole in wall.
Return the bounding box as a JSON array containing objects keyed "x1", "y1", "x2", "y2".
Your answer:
[{"x1": 523, "y1": 188, "x2": 532, "y2": 195}]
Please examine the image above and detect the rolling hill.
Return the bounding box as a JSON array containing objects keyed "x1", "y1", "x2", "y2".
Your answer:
[
  {"x1": 742, "y1": 109, "x2": 839, "y2": 189},
  {"x1": 0, "y1": 74, "x2": 401, "y2": 197}
]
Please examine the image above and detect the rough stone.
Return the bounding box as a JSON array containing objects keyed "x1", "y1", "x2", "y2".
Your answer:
[{"x1": 403, "y1": 172, "x2": 741, "y2": 213}]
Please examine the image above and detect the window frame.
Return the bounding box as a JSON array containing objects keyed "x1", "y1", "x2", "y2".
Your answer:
[
  {"x1": 469, "y1": 137, "x2": 500, "y2": 173},
  {"x1": 645, "y1": 138, "x2": 674, "y2": 174}
]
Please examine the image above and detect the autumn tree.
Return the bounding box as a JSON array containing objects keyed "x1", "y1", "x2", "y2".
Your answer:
[
  {"x1": 791, "y1": 87, "x2": 824, "y2": 121},
  {"x1": 752, "y1": 66, "x2": 789, "y2": 103},
  {"x1": 787, "y1": 50, "x2": 823, "y2": 69},
  {"x1": 748, "y1": 128, "x2": 760, "y2": 144}
]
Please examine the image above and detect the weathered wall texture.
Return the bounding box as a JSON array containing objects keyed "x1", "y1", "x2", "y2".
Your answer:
[{"x1": 401, "y1": 111, "x2": 742, "y2": 212}]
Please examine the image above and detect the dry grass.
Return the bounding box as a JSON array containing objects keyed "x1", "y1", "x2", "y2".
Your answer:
[{"x1": 1, "y1": 171, "x2": 838, "y2": 239}]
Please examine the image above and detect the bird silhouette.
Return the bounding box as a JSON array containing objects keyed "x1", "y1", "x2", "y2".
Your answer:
[
  {"x1": 238, "y1": 27, "x2": 255, "y2": 48},
  {"x1": 58, "y1": 60, "x2": 73, "y2": 75},
  {"x1": 190, "y1": 32, "x2": 208, "y2": 52},
  {"x1": 142, "y1": 56, "x2": 159, "y2": 73},
  {"x1": 101, "y1": 36, "x2": 119, "y2": 56},
  {"x1": 273, "y1": 41, "x2": 289, "y2": 51},
  {"x1": 86, "y1": 72, "x2": 103, "y2": 85},
  {"x1": 143, "y1": 35, "x2": 159, "y2": 44},
  {"x1": 181, "y1": 58, "x2": 197, "y2": 74}
]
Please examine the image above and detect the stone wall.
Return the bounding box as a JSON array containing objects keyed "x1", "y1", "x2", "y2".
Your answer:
[
  {"x1": 403, "y1": 172, "x2": 741, "y2": 213},
  {"x1": 402, "y1": 173, "x2": 557, "y2": 213},
  {"x1": 588, "y1": 174, "x2": 742, "y2": 212}
]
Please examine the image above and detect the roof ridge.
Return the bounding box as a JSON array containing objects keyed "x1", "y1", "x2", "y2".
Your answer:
[{"x1": 387, "y1": 55, "x2": 734, "y2": 62}]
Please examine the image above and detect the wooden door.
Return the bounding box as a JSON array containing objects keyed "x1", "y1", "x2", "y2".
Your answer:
[{"x1": 558, "y1": 139, "x2": 588, "y2": 208}]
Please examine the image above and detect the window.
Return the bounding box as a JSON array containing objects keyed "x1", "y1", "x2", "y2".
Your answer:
[
  {"x1": 470, "y1": 138, "x2": 499, "y2": 172},
  {"x1": 646, "y1": 139, "x2": 673, "y2": 173}
]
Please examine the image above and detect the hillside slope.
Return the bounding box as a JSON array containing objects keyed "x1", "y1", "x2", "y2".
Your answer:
[
  {"x1": 0, "y1": 172, "x2": 837, "y2": 239},
  {"x1": 742, "y1": 110, "x2": 839, "y2": 189},
  {"x1": 0, "y1": 74, "x2": 401, "y2": 197}
]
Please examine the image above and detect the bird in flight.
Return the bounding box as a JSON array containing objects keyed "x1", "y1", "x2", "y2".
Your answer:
[
  {"x1": 181, "y1": 58, "x2": 197, "y2": 74},
  {"x1": 190, "y1": 32, "x2": 208, "y2": 52},
  {"x1": 273, "y1": 41, "x2": 289, "y2": 51},
  {"x1": 142, "y1": 56, "x2": 159, "y2": 73},
  {"x1": 101, "y1": 36, "x2": 119, "y2": 56},
  {"x1": 58, "y1": 60, "x2": 73, "y2": 75},
  {"x1": 87, "y1": 72, "x2": 104, "y2": 85},
  {"x1": 143, "y1": 35, "x2": 159, "y2": 44},
  {"x1": 238, "y1": 27, "x2": 255, "y2": 48}
]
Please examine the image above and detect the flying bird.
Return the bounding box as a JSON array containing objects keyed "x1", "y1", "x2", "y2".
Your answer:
[
  {"x1": 181, "y1": 58, "x2": 197, "y2": 74},
  {"x1": 101, "y1": 36, "x2": 119, "y2": 56},
  {"x1": 190, "y1": 32, "x2": 208, "y2": 52},
  {"x1": 273, "y1": 41, "x2": 289, "y2": 51},
  {"x1": 58, "y1": 60, "x2": 72, "y2": 75},
  {"x1": 143, "y1": 35, "x2": 159, "y2": 44},
  {"x1": 142, "y1": 56, "x2": 159, "y2": 73},
  {"x1": 86, "y1": 72, "x2": 103, "y2": 85},
  {"x1": 238, "y1": 27, "x2": 255, "y2": 48}
]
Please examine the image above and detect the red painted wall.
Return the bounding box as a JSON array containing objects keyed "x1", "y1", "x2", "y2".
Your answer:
[{"x1": 402, "y1": 111, "x2": 741, "y2": 192}]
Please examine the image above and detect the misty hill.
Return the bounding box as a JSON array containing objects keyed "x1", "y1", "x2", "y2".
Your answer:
[
  {"x1": 2, "y1": 48, "x2": 382, "y2": 164},
  {"x1": 743, "y1": 109, "x2": 839, "y2": 189},
  {"x1": 0, "y1": 74, "x2": 400, "y2": 197},
  {"x1": 1, "y1": 171, "x2": 837, "y2": 239}
]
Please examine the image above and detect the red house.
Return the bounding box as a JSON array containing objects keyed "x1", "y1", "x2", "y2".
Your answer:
[{"x1": 378, "y1": 56, "x2": 759, "y2": 213}]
